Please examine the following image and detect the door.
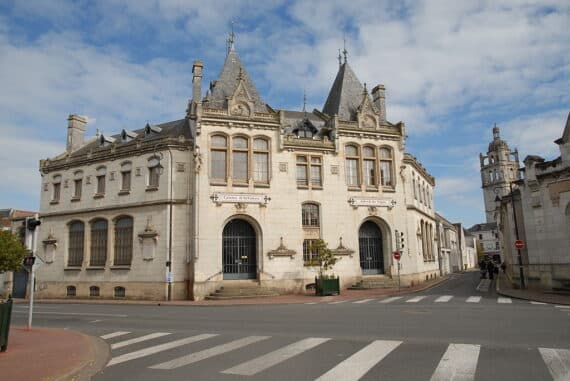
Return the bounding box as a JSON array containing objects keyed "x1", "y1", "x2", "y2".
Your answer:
[
  {"x1": 222, "y1": 219, "x2": 257, "y2": 280},
  {"x1": 12, "y1": 269, "x2": 28, "y2": 298},
  {"x1": 359, "y1": 221, "x2": 384, "y2": 275}
]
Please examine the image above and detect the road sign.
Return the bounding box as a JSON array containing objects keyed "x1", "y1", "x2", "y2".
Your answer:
[
  {"x1": 514, "y1": 240, "x2": 525, "y2": 249},
  {"x1": 393, "y1": 251, "x2": 401, "y2": 261}
]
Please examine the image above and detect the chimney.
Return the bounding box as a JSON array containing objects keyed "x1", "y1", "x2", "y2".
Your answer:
[
  {"x1": 66, "y1": 114, "x2": 87, "y2": 153},
  {"x1": 371, "y1": 84, "x2": 386, "y2": 122},
  {"x1": 192, "y1": 60, "x2": 203, "y2": 103}
]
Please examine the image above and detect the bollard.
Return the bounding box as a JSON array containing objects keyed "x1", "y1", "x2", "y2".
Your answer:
[{"x1": 0, "y1": 295, "x2": 14, "y2": 352}]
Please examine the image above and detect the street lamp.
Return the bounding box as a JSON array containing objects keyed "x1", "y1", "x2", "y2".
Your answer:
[{"x1": 495, "y1": 183, "x2": 525, "y2": 289}]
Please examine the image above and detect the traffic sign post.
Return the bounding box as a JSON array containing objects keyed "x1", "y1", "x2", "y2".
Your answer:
[
  {"x1": 514, "y1": 240, "x2": 525, "y2": 249},
  {"x1": 393, "y1": 251, "x2": 401, "y2": 292}
]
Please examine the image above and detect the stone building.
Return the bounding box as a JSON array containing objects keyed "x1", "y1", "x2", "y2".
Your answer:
[
  {"x1": 467, "y1": 222, "x2": 501, "y2": 262},
  {"x1": 435, "y1": 213, "x2": 460, "y2": 275},
  {"x1": 35, "y1": 37, "x2": 439, "y2": 300},
  {"x1": 499, "y1": 113, "x2": 570, "y2": 290}
]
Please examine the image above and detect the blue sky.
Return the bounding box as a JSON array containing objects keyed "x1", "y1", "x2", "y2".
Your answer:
[{"x1": 1, "y1": 0, "x2": 569, "y2": 227}]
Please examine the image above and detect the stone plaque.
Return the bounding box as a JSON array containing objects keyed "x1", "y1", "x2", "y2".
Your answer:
[
  {"x1": 348, "y1": 197, "x2": 397, "y2": 209},
  {"x1": 330, "y1": 165, "x2": 339, "y2": 175}
]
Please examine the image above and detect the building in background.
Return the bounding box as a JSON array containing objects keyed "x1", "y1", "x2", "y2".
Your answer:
[
  {"x1": 35, "y1": 36, "x2": 440, "y2": 300},
  {"x1": 499, "y1": 113, "x2": 570, "y2": 290},
  {"x1": 467, "y1": 222, "x2": 501, "y2": 262},
  {"x1": 0, "y1": 208, "x2": 36, "y2": 298},
  {"x1": 435, "y1": 213, "x2": 460, "y2": 275}
]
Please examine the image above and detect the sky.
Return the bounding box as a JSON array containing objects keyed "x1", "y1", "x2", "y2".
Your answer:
[{"x1": 1, "y1": 0, "x2": 569, "y2": 228}]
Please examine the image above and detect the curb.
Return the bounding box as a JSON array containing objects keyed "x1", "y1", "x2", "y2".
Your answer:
[{"x1": 54, "y1": 332, "x2": 111, "y2": 381}]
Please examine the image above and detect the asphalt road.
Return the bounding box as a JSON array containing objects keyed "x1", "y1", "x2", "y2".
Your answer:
[{"x1": 11, "y1": 271, "x2": 570, "y2": 380}]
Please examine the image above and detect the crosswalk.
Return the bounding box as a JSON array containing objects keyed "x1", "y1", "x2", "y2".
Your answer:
[
  {"x1": 98, "y1": 330, "x2": 570, "y2": 380},
  {"x1": 303, "y1": 295, "x2": 535, "y2": 305}
]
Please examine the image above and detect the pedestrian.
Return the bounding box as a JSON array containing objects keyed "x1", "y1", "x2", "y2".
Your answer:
[
  {"x1": 480, "y1": 260, "x2": 487, "y2": 279},
  {"x1": 488, "y1": 261, "x2": 494, "y2": 280},
  {"x1": 501, "y1": 262, "x2": 506, "y2": 273}
]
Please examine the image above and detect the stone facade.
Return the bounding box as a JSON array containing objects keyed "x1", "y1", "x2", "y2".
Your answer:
[
  {"x1": 35, "y1": 39, "x2": 439, "y2": 300},
  {"x1": 467, "y1": 222, "x2": 501, "y2": 262}
]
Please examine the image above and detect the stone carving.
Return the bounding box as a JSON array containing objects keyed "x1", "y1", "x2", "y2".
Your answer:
[
  {"x1": 235, "y1": 202, "x2": 248, "y2": 212},
  {"x1": 193, "y1": 151, "x2": 203, "y2": 173},
  {"x1": 268, "y1": 237, "x2": 296, "y2": 259},
  {"x1": 368, "y1": 206, "x2": 378, "y2": 215},
  {"x1": 231, "y1": 103, "x2": 250, "y2": 117},
  {"x1": 362, "y1": 114, "x2": 376, "y2": 129},
  {"x1": 332, "y1": 237, "x2": 355, "y2": 257}
]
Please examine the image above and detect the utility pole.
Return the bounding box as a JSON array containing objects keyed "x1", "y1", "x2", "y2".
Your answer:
[
  {"x1": 509, "y1": 183, "x2": 526, "y2": 289},
  {"x1": 25, "y1": 217, "x2": 41, "y2": 330}
]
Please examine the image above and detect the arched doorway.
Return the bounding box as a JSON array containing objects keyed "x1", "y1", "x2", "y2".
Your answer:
[
  {"x1": 359, "y1": 221, "x2": 384, "y2": 274},
  {"x1": 222, "y1": 219, "x2": 257, "y2": 280}
]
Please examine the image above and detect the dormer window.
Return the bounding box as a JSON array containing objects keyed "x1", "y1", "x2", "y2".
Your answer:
[
  {"x1": 144, "y1": 123, "x2": 162, "y2": 136},
  {"x1": 99, "y1": 134, "x2": 115, "y2": 147},
  {"x1": 293, "y1": 119, "x2": 317, "y2": 138},
  {"x1": 121, "y1": 129, "x2": 137, "y2": 142}
]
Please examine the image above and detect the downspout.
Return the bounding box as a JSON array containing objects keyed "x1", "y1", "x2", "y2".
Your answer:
[{"x1": 167, "y1": 146, "x2": 173, "y2": 301}]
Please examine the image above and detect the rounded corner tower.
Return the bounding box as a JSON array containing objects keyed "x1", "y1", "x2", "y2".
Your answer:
[{"x1": 480, "y1": 124, "x2": 520, "y2": 223}]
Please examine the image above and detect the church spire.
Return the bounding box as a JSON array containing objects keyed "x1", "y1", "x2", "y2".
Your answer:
[{"x1": 227, "y1": 19, "x2": 236, "y2": 55}]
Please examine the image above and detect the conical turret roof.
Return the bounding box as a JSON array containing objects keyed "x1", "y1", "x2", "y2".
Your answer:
[
  {"x1": 322, "y1": 62, "x2": 368, "y2": 121},
  {"x1": 205, "y1": 47, "x2": 269, "y2": 113}
]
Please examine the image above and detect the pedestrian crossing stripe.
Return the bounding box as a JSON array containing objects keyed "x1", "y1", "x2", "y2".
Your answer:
[
  {"x1": 111, "y1": 332, "x2": 171, "y2": 350},
  {"x1": 304, "y1": 296, "x2": 525, "y2": 304},
  {"x1": 434, "y1": 295, "x2": 453, "y2": 303},
  {"x1": 100, "y1": 331, "x2": 130, "y2": 340},
  {"x1": 466, "y1": 296, "x2": 482, "y2": 303},
  {"x1": 380, "y1": 296, "x2": 402, "y2": 303},
  {"x1": 102, "y1": 333, "x2": 570, "y2": 380},
  {"x1": 406, "y1": 296, "x2": 427, "y2": 303},
  {"x1": 353, "y1": 298, "x2": 375, "y2": 304}
]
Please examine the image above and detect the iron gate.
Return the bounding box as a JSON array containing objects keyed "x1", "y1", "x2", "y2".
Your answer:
[
  {"x1": 359, "y1": 221, "x2": 384, "y2": 275},
  {"x1": 222, "y1": 219, "x2": 257, "y2": 279}
]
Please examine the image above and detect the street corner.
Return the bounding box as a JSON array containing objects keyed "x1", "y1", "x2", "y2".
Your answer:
[{"x1": 0, "y1": 326, "x2": 110, "y2": 381}]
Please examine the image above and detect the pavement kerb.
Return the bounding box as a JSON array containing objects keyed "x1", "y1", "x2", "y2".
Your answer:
[
  {"x1": 13, "y1": 274, "x2": 452, "y2": 308},
  {"x1": 495, "y1": 272, "x2": 570, "y2": 305},
  {"x1": 54, "y1": 332, "x2": 111, "y2": 381}
]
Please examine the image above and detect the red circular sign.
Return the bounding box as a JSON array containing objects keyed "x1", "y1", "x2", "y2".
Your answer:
[
  {"x1": 393, "y1": 251, "x2": 401, "y2": 260},
  {"x1": 514, "y1": 240, "x2": 525, "y2": 249}
]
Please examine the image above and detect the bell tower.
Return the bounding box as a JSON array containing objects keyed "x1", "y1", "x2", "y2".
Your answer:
[{"x1": 479, "y1": 124, "x2": 520, "y2": 223}]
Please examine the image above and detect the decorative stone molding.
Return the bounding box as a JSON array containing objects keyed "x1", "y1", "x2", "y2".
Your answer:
[
  {"x1": 42, "y1": 232, "x2": 58, "y2": 263},
  {"x1": 210, "y1": 192, "x2": 271, "y2": 206},
  {"x1": 268, "y1": 237, "x2": 296, "y2": 259},
  {"x1": 332, "y1": 237, "x2": 355, "y2": 257},
  {"x1": 368, "y1": 206, "x2": 378, "y2": 216},
  {"x1": 193, "y1": 151, "x2": 203, "y2": 173},
  {"x1": 348, "y1": 197, "x2": 397, "y2": 210},
  {"x1": 235, "y1": 202, "x2": 248, "y2": 212},
  {"x1": 138, "y1": 217, "x2": 159, "y2": 261}
]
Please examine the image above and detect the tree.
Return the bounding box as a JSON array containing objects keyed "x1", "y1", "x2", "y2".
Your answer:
[
  {"x1": 476, "y1": 241, "x2": 485, "y2": 264},
  {"x1": 0, "y1": 230, "x2": 28, "y2": 273},
  {"x1": 313, "y1": 239, "x2": 338, "y2": 278}
]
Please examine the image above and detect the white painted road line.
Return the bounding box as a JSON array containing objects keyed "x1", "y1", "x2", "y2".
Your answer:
[
  {"x1": 108, "y1": 333, "x2": 218, "y2": 367},
  {"x1": 101, "y1": 331, "x2": 131, "y2": 340},
  {"x1": 476, "y1": 279, "x2": 491, "y2": 292},
  {"x1": 466, "y1": 296, "x2": 482, "y2": 303},
  {"x1": 328, "y1": 300, "x2": 347, "y2": 304},
  {"x1": 315, "y1": 340, "x2": 402, "y2": 381},
  {"x1": 111, "y1": 332, "x2": 171, "y2": 350},
  {"x1": 221, "y1": 337, "x2": 330, "y2": 376},
  {"x1": 380, "y1": 296, "x2": 402, "y2": 303},
  {"x1": 430, "y1": 343, "x2": 480, "y2": 381},
  {"x1": 555, "y1": 305, "x2": 570, "y2": 309},
  {"x1": 406, "y1": 296, "x2": 427, "y2": 303},
  {"x1": 497, "y1": 297, "x2": 512, "y2": 304},
  {"x1": 435, "y1": 295, "x2": 453, "y2": 303},
  {"x1": 353, "y1": 298, "x2": 375, "y2": 304},
  {"x1": 305, "y1": 302, "x2": 319, "y2": 305},
  {"x1": 530, "y1": 301, "x2": 547, "y2": 305},
  {"x1": 539, "y1": 347, "x2": 570, "y2": 381},
  {"x1": 12, "y1": 311, "x2": 128, "y2": 318},
  {"x1": 150, "y1": 336, "x2": 270, "y2": 370}
]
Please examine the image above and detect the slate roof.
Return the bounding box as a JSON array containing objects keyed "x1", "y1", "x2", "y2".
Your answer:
[
  {"x1": 467, "y1": 222, "x2": 498, "y2": 232},
  {"x1": 281, "y1": 110, "x2": 331, "y2": 139},
  {"x1": 203, "y1": 47, "x2": 269, "y2": 113},
  {"x1": 322, "y1": 62, "x2": 371, "y2": 121}
]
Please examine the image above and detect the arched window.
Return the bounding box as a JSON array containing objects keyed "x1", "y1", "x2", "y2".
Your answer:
[
  {"x1": 345, "y1": 145, "x2": 359, "y2": 186},
  {"x1": 89, "y1": 286, "x2": 100, "y2": 297},
  {"x1": 66, "y1": 285, "x2": 76, "y2": 297},
  {"x1": 253, "y1": 138, "x2": 269, "y2": 183},
  {"x1": 232, "y1": 136, "x2": 249, "y2": 182},
  {"x1": 210, "y1": 135, "x2": 228, "y2": 180},
  {"x1": 90, "y1": 219, "x2": 108, "y2": 266},
  {"x1": 114, "y1": 286, "x2": 126, "y2": 298},
  {"x1": 379, "y1": 147, "x2": 393, "y2": 187},
  {"x1": 114, "y1": 216, "x2": 133, "y2": 266},
  {"x1": 68, "y1": 221, "x2": 85, "y2": 267},
  {"x1": 362, "y1": 146, "x2": 377, "y2": 186},
  {"x1": 302, "y1": 203, "x2": 319, "y2": 227}
]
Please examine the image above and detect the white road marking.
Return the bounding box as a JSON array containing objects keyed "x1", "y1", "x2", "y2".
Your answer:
[
  {"x1": 328, "y1": 300, "x2": 347, "y2": 304},
  {"x1": 497, "y1": 297, "x2": 512, "y2": 304},
  {"x1": 108, "y1": 334, "x2": 218, "y2": 366},
  {"x1": 476, "y1": 279, "x2": 491, "y2": 292},
  {"x1": 100, "y1": 331, "x2": 131, "y2": 340},
  {"x1": 12, "y1": 311, "x2": 127, "y2": 317},
  {"x1": 555, "y1": 305, "x2": 570, "y2": 309},
  {"x1": 539, "y1": 347, "x2": 570, "y2": 381},
  {"x1": 530, "y1": 301, "x2": 547, "y2": 305},
  {"x1": 89, "y1": 319, "x2": 102, "y2": 323},
  {"x1": 430, "y1": 343, "x2": 480, "y2": 381},
  {"x1": 111, "y1": 332, "x2": 171, "y2": 349},
  {"x1": 315, "y1": 340, "x2": 402, "y2": 381},
  {"x1": 305, "y1": 302, "x2": 319, "y2": 305},
  {"x1": 406, "y1": 296, "x2": 427, "y2": 303},
  {"x1": 435, "y1": 295, "x2": 453, "y2": 303},
  {"x1": 221, "y1": 337, "x2": 330, "y2": 376},
  {"x1": 353, "y1": 298, "x2": 375, "y2": 304},
  {"x1": 380, "y1": 296, "x2": 402, "y2": 303},
  {"x1": 150, "y1": 336, "x2": 270, "y2": 370},
  {"x1": 466, "y1": 296, "x2": 482, "y2": 303}
]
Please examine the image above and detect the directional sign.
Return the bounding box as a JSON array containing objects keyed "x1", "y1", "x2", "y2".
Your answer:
[
  {"x1": 393, "y1": 251, "x2": 401, "y2": 261},
  {"x1": 514, "y1": 240, "x2": 525, "y2": 249}
]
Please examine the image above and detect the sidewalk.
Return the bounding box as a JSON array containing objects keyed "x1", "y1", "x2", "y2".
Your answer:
[
  {"x1": 15, "y1": 275, "x2": 451, "y2": 307},
  {"x1": 0, "y1": 326, "x2": 109, "y2": 381},
  {"x1": 496, "y1": 273, "x2": 570, "y2": 305}
]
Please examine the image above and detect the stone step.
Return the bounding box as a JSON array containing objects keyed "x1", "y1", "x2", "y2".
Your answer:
[{"x1": 206, "y1": 286, "x2": 280, "y2": 300}]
